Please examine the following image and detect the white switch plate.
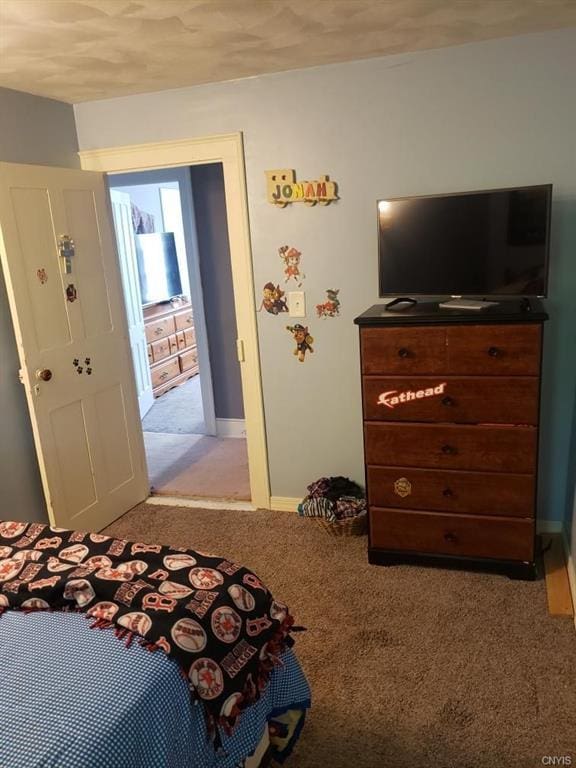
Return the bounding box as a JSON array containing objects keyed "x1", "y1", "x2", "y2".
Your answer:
[{"x1": 288, "y1": 291, "x2": 306, "y2": 317}]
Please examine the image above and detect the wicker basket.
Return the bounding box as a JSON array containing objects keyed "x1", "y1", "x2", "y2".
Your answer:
[{"x1": 316, "y1": 509, "x2": 368, "y2": 537}]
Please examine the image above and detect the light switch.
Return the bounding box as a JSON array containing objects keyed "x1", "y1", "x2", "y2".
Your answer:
[{"x1": 288, "y1": 291, "x2": 306, "y2": 317}]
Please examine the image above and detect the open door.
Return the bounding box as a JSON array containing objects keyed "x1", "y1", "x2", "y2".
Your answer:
[
  {"x1": 110, "y1": 189, "x2": 154, "y2": 419},
  {"x1": 0, "y1": 161, "x2": 149, "y2": 531}
]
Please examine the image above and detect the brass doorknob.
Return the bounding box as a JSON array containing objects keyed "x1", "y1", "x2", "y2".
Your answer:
[{"x1": 36, "y1": 369, "x2": 53, "y2": 382}]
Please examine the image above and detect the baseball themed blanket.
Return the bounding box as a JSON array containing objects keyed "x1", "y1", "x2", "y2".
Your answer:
[{"x1": 0, "y1": 520, "x2": 294, "y2": 736}]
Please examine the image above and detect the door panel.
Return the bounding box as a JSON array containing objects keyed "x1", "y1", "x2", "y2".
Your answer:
[
  {"x1": 110, "y1": 189, "x2": 154, "y2": 418},
  {"x1": 0, "y1": 162, "x2": 149, "y2": 530},
  {"x1": 10, "y1": 188, "x2": 72, "y2": 351},
  {"x1": 63, "y1": 188, "x2": 113, "y2": 337},
  {"x1": 94, "y1": 384, "x2": 134, "y2": 493}
]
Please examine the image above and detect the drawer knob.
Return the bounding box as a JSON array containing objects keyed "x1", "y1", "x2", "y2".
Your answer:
[
  {"x1": 488, "y1": 346, "x2": 501, "y2": 357},
  {"x1": 442, "y1": 487, "x2": 454, "y2": 497},
  {"x1": 441, "y1": 396, "x2": 454, "y2": 407},
  {"x1": 441, "y1": 444, "x2": 456, "y2": 455},
  {"x1": 398, "y1": 347, "x2": 410, "y2": 358},
  {"x1": 444, "y1": 532, "x2": 458, "y2": 544}
]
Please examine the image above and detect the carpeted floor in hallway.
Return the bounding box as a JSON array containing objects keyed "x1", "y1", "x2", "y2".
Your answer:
[{"x1": 104, "y1": 504, "x2": 576, "y2": 768}]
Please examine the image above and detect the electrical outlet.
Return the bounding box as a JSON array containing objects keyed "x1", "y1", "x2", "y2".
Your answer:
[{"x1": 288, "y1": 291, "x2": 306, "y2": 317}]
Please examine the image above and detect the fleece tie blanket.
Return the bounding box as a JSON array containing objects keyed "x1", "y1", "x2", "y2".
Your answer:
[{"x1": 0, "y1": 521, "x2": 294, "y2": 736}]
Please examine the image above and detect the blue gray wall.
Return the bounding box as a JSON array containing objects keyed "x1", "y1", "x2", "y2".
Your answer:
[
  {"x1": 0, "y1": 87, "x2": 79, "y2": 522},
  {"x1": 190, "y1": 164, "x2": 244, "y2": 420},
  {"x1": 75, "y1": 28, "x2": 576, "y2": 524},
  {"x1": 111, "y1": 167, "x2": 243, "y2": 419}
]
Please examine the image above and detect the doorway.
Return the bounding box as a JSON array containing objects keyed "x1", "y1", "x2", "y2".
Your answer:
[
  {"x1": 80, "y1": 133, "x2": 270, "y2": 510},
  {"x1": 107, "y1": 160, "x2": 251, "y2": 502}
]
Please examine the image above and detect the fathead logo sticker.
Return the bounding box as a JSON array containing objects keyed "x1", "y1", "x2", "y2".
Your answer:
[{"x1": 378, "y1": 382, "x2": 447, "y2": 409}]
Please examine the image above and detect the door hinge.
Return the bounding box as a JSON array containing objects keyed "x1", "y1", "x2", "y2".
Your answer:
[
  {"x1": 18, "y1": 368, "x2": 24, "y2": 384},
  {"x1": 236, "y1": 339, "x2": 245, "y2": 363}
]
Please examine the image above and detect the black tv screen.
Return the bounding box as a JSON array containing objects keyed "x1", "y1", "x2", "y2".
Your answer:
[
  {"x1": 135, "y1": 232, "x2": 182, "y2": 305},
  {"x1": 378, "y1": 185, "x2": 552, "y2": 297}
]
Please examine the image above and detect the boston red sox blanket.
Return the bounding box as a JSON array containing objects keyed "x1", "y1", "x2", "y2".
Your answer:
[{"x1": 0, "y1": 520, "x2": 294, "y2": 736}]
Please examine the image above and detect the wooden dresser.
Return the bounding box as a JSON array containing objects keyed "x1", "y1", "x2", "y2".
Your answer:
[
  {"x1": 354, "y1": 300, "x2": 548, "y2": 579},
  {"x1": 144, "y1": 300, "x2": 199, "y2": 397}
]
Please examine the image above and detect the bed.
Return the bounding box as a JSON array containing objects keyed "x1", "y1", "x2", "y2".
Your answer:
[{"x1": 0, "y1": 522, "x2": 310, "y2": 768}]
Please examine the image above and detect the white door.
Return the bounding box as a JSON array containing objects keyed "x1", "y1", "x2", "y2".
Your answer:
[
  {"x1": 110, "y1": 189, "x2": 154, "y2": 418},
  {"x1": 0, "y1": 162, "x2": 149, "y2": 531}
]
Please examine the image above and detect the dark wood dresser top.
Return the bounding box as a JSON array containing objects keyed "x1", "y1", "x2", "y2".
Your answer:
[{"x1": 354, "y1": 299, "x2": 548, "y2": 327}]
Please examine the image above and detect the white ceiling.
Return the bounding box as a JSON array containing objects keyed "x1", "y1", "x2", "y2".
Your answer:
[{"x1": 1, "y1": 0, "x2": 575, "y2": 104}]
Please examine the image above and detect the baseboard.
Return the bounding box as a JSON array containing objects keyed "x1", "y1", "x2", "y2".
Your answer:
[
  {"x1": 216, "y1": 418, "x2": 246, "y2": 438},
  {"x1": 561, "y1": 528, "x2": 576, "y2": 632},
  {"x1": 270, "y1": 496, "x2": 300, "y2": 512},
  {"x1": 537, "y1": 520, "x2": 564, "y2": 534}
]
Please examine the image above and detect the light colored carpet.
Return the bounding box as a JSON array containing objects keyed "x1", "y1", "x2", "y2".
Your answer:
[
  {"x1": 143, "y1": 432, "x2": 250, "y2": 500},
  {"x1": 105, "y1": 504, "x2": 576, "y2": 768},
  {"x1": 142, "y1": 375, "x2": 205, "y2": 434}
]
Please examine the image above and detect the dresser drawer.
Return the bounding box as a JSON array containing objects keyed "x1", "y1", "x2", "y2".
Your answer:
[
  {"x1": 447, "y1": 324, "x2": 541, "y2": 376},
  {"x1": 370, "y1": 508, "x2": 534, "y2": 561},
  {"x1": 150, "y1": 337, "x2": 171, "y2": 362},
  {"x1": 361, "y1": 327, "x2": 446, "y2": 375},
  {"x1": 179, "y1": 346, "x2": 198, "y2": 373},
  {"x1": 174, "y1": 331, "x2": 187, "y2": 351},
  {"x1": 147, "y1": 345, "x2": 153, "y2": 364},
  {"x1": 151, "y1": 358, "x2": 180, "y2": 388},
  {"x1": 184, "y1": 328, "x2": 196, "y2": 348},
  {"x1": 362, "y1": 376, "x2": 539, "y2": 425},
  {"x1": 145, "y1": 316, "x2": 176, "y2": 343},
  {"x1": 168, "y1": 334, "x2": 179, "y2": 355},
  {"x1": 364, "y1": 422, "x2": 537, "y2": 473},
  {"x1": 174, "y1": 309, "x2": 194, "y2": 332},
  {"x1": 367, "y1": 466, "x2": 535, "y2": 517}
]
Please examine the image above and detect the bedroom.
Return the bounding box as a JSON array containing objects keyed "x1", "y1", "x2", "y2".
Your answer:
[{"x1": 0, "y1": 1, "x2": 575, "y2": 767}]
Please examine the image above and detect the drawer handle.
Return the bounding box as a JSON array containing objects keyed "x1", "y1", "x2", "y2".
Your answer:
[
  {"x1": 441, "y1": 444, "x2": 457, "y2": 455},
  {"x1": 154, "y1": 327, "x2": 164, "y2": 336},
  {"x1": 398, "y1": 347, "x2": 410, "y2": 358},
  {"x1": 159, "y1": 371, "x2": 169, "y2": 381},
  {"x1": 442, "y1": 487, "x2": 454, "y2": 497},
  {"x1": 441, "y1": 396, "x2": 454, "y2": 407},
  {"x1": 444, "y1": 532, "x2": 458, "y2": 544},
  {"x1": 488, "y1": 346, "x2": 501, "y2": 357}
]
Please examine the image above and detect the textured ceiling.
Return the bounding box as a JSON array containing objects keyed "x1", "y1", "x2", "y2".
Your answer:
[{"x1": 0, "y1": 0, "x2": 575, "y2": 104}]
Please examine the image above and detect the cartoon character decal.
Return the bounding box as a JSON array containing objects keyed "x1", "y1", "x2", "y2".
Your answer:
[
  {"x1": 258, "y1": 282, "x2": 288, "y2": 314},
  {"x1": 278, "y1": 245, "x2": 305, "y2": 286},
  {"x1": 316, "y1": 288, "x2": 340, "y2": 318},
  {"x1": 286, "y1": 324, "x2": 314, "y2": 362}
]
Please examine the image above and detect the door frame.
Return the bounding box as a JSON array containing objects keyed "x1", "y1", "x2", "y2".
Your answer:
[{"x1": 79, "y1": 133, "x2": 270, "y2": 509}]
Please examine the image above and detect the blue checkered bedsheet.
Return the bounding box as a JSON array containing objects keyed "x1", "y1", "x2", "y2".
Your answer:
[{"x1": 0, "y1": 611, "x2": 310, "y2": 768}]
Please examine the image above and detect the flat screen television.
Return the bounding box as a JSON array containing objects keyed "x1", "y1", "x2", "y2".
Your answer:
[
  {"x1": 135, "y1": 232, "x2": 182, "y2": 305},
  {"x1": 377, "y1": 184, "x2": 552, "y2": 298}
]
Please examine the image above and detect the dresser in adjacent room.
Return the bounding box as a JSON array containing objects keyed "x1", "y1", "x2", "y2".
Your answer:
[
  {"x1": 144, "y1": 300, "x2": 199, "y2": 397},
  {"x1": 354, "y1": 300, "x2": 548, "y2": 579}
]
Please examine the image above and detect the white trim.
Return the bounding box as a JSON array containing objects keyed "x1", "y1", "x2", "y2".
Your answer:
[
  {"x1": 270, "y1": 496, "x2": 300, "y2": 512},
  {"x1": 537, "y1": 520, "x2": 564, "y2": 534},
  {"x1": 79, "y1": 134, "x2": 271, "y2": 509},
  {"x1": 561, "y1": 527, "x2": 576, "y2": 632},
  {"x1": 145, "y1": 495, "x2": 257, "y2": 511},
  {"x1": 216, "y1": 418, "x2": 246, "y2": 438}
]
